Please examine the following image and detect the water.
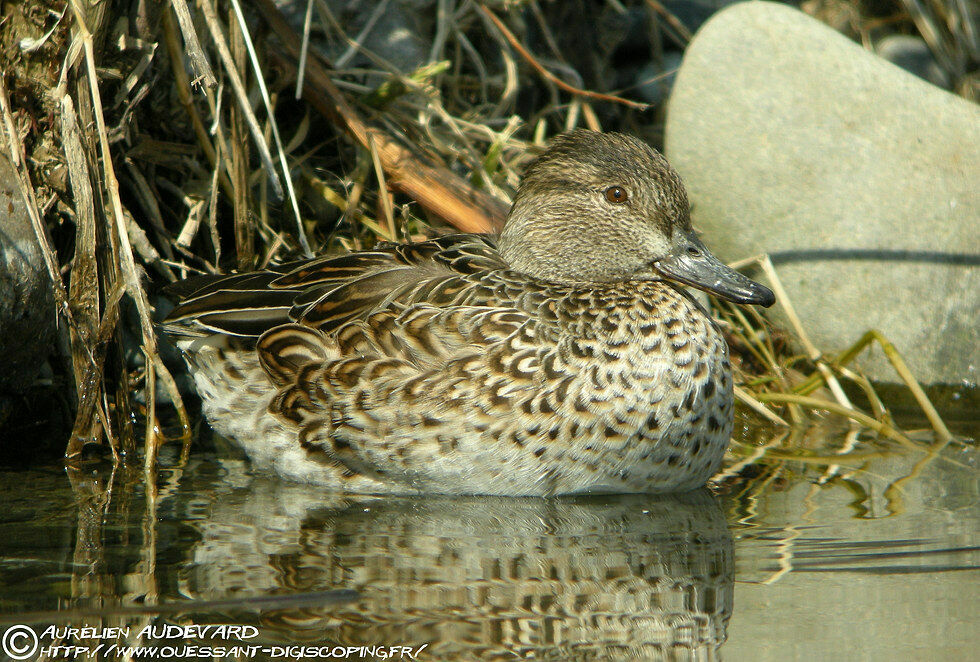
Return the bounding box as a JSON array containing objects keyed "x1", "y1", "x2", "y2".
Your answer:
[{"x1": 0, "y1": 425, "x2": 976, "y2": 661}]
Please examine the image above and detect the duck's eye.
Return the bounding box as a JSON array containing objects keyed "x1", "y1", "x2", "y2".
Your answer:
[{"x1": 604, "y1": 186, "x2": 628, "y2": 204}]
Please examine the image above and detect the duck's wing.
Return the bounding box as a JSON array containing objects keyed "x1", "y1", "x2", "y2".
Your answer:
[
  {"x1": 254, "y1": 305, "x2": 558, "y2": 479},
  {"x1": 258, "y1": 301, "x2": 537, "y2": 379},
  {"x1": 161, "y1": 234, "x2": 507, "y2": 338}
]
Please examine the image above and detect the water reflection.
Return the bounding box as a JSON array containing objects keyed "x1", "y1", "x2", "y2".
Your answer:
[
  {"x1": 718, "y1": 436, "x2": 979, "y2": 661},
  {"x1": 179, "y1": 468, "x2": 733, "y2": 660},
  {"x1": 1, "y1": 425, "x2": 975, "y2": 661}
]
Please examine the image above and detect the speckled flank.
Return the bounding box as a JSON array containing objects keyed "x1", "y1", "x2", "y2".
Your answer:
[{"x1": 179, "y1": 335, "x2": 389, "y2": 492}]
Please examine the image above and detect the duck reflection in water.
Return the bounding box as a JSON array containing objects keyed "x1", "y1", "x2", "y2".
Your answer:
[{"x1": 181, "y1": 471, "x2": 734, "y2": 660}]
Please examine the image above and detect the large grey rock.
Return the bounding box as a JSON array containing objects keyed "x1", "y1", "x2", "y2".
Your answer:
[
  {"x1": 0, "y1": 154, "x2": 55, "y2": 395},
  {"x1": 665, "y1": 1, "x2": 980, "y2": 386}
]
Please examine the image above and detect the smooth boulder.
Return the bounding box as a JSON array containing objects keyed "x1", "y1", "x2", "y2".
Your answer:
[{"x1": 665, "y1": 2, "x2": 979, "y2": 386}]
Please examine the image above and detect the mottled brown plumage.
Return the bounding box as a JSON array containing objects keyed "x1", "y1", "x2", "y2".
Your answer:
[{"x1": 163, "y1": 130, "x2": 773, "y2": 495}]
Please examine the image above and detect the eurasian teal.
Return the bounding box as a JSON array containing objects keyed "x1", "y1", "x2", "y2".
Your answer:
[{"x1": 163, "y1": 130, "x2": 774, "y2": 495}]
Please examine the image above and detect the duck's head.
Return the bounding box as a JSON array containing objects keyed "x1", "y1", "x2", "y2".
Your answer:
[{"x1": 498, "y1": 130, "x2": 775, "y2": 307}]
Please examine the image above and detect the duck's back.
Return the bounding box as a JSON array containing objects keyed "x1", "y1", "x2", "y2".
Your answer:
[{"x1": 163, "y1": 234, "x2": 507, "y2": 340}]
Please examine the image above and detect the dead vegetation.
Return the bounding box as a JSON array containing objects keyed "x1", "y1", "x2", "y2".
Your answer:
[{"x1": 0, "y1": 0, "x2": 966, "y2": 475}]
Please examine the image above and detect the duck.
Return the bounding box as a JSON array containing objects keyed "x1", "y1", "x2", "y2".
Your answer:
[{"x1": 162, "y1": 130, "x2": 774, "y2": 496}]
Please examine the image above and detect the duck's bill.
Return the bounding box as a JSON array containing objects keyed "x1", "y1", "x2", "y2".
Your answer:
[{"x1": 652, "y1": 232, "x2": 775, "y2": 307}]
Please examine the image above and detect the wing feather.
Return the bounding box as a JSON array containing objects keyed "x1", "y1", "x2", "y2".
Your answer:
[{"x1": 162, "y1": 234, "x2": 507, "y2": 338}]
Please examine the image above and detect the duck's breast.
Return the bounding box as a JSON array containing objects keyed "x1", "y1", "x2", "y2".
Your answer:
[{"x1": 547, "y1": 281, "x2": 733, "y2": 492}]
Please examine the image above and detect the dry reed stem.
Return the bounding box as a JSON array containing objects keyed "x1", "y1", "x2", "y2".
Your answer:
[
  {"x1": 0, "y1": 80, "x2": 23, "y2": 166},
  {"x1": 644, "y1": 0, "x2": 693, "y2": 43},
  {"x1": 734, "y1": 385, "x2": 790, "y2": 426},
  {"x1": 757, "y1": 254, "x2": 855, "y2": 411},
  {"x1": 59, "y1": 94, "x2": 103, "y2": 445},
  {"x1": 68, "y1": 282, "x2": 126, "y2": 455},
  {"x1": 256, "y1": 0, "x2": 510, "y2": 233},
  {"x1": 196, "y1": 0, "x2": 284, "y2": 200},
  {"x1": 835, "y1": 330, "x2": 953, "y2": 442},
  {"x1": 228, "y1": 14, "x2": 255, "y2": 270},
  {"x1": 754, "y1": 392, "x2": 915, "y2": 447},
  {"x1": 478, "y1": 4, "x2": 650, "y2": 111},
  {"x1": 69, "y1": 0, "x2": 190, "y2": 454},
  {"x1": 367, "y1": 134, "x2": 397, "y2": 241},
  {"x1": 161, "y1": 8, "x2": 235, "y2": 202},
  {"x1": 296, "y1": 0, "x2": 315, "y2": 95},
  {"x1": 169, "y1": 0, "x2": 218, "y2": 87},
  {"x1": 229, "y1": 0, "x2": 312, "y2": 256},
  {"x1": 836, "y1": 365, "x2": 889, "y2": 422}
]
